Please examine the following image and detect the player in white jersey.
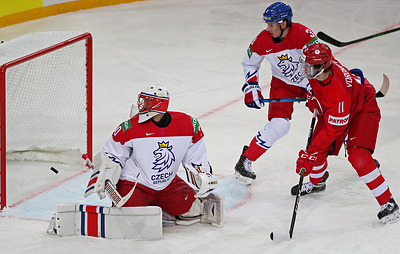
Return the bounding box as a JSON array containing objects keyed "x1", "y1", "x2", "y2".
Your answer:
[
  {"x1": 235, "y1": 2, "x2": 319, "y2": 185},
  {"x1": 101, "y1": 85, "x2": 222, "y2": 225}
]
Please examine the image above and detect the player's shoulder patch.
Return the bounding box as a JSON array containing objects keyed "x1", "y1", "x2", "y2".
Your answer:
[
  {"x1": 247, "y1": 44, "x2": 253, "y2": 58},
  {"x1": 121, "y1": 119, "x2": 132, "y2": 132},
  {"x1": 190, "y1": 116, "x2": 200, "y2": 133},
  {"x1": 305, "y1": 37, "x2": 318, "y2": 47}
]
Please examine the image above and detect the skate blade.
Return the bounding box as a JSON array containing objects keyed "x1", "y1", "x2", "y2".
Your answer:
[
  {"x1": 380, "y1": 210, "x2": 400, "y2": 224},
  {"x1": 234, "y1": 171, "x2": 254, "y2": 186}
]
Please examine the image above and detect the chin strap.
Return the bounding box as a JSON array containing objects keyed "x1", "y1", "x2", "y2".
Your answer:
[{"x1": 273, "y1": 23, "x2": 289, "y2": 43}]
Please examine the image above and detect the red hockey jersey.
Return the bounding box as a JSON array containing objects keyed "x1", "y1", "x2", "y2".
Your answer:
[{"x1": 306, "y1": 59, "x2": 375, "y2": 155}]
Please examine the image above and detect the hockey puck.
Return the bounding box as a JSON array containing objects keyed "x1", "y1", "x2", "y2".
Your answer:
[{"x1": 50, "y1": 167, "x2": 59, "y2": 174}]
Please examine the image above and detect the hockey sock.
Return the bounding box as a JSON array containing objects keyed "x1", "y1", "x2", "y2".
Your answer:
[
  {"x1": 309, "y1": 161, "x2": 328, "y2": 185},
  {"x1": 348, "y1": 147, "x2": 392, "y2": 205},
  {"x1": 244, "y1": 137, "x2": 268, "y2": 161}
]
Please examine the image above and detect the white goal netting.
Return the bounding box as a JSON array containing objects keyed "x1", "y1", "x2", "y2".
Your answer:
[{"x1": 0, "y1": 31, "x2": 91, "y2": 162}]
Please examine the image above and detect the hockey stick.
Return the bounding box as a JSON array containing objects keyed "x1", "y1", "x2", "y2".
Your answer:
[
  {"x1": 270, "y1": 109, "x2": 317, "y2": 242},
  {"x1": 376, "y1": 74, "x2": 389, "y2": 98},
  {"x1": 317, "y1": 27, "x2": 400, "y2": 47},
  {"x1": 260, "y1": 98, "x2": 307, "y2": 103},
  {"x1": 261, "y1": 73, "x2": 389, "y2": 105},
  {"x1": 82, "y1": 154, "x2": 139, "y2": 208}
]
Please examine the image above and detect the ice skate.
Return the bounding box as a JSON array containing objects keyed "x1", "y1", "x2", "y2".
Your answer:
[
  {"x1": 378, "y1": 197, "x2": 400, "y2": 224},
  {"x1": 234, "y1": 145, "x2": 256, "y2": 185},
  {"x1": 291, "y1": 171, "x2": 329, "y2": 196}
]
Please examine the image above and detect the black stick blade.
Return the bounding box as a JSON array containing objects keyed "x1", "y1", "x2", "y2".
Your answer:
[{"x1": 317, "y1": 31, "x2": 344, "y2": 47}]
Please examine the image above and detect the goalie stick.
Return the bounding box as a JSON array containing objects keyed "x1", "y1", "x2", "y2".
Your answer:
[
  {"x1": 261, "y1": 73, "x2": 389, "y2": 104},
  {"x1": 317, "y1": 26, "x2": 400, "y2": 47},
  {"x1": 82, "y1": 154, "x2": 140, "y2": 208},
  {"x1": 270, "y1": 109, "x2": 317, "y2": 242}
]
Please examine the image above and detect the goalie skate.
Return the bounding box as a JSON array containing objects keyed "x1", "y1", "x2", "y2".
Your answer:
[{"x1": 291, "y1": 171, "x2": 329, "y2": 196}]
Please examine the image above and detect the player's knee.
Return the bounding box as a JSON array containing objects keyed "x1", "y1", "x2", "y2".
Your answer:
[
  {"x1": 264, "y1": 118, "x2": 290, "y2": 139},
  {"x1": 180, "y1": 198, "x2": 202, "y2": 218},
  {"x1": 347, "y1": 147, "x2": 376, "y2": 175}
]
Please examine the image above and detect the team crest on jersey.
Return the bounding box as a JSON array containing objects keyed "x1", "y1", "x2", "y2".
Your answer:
[
  {"x1": 277, "y1": 54, "x2": 299, "y2": 76},
  {"x1": 152, "y1": 141, "x2": 175, "y2": 173},
  {"x1": 277, "y1": 54, "x2": 305, "y2": 83}
]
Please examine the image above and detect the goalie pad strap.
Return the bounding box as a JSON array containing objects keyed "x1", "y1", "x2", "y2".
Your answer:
[{"x1": 200, "y1": 193, "x2": 224, "y2": 227}]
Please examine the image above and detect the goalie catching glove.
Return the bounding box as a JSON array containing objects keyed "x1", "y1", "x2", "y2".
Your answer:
[{"x1": 183, "y1": 164, "x2": 219, "y2": 198}]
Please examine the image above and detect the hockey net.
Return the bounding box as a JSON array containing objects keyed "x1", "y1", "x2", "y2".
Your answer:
[{"x1": 0, "y1": 31, "x2": 93, "y2": 210}]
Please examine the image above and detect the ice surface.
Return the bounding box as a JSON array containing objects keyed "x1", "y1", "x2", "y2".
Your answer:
[{"x1": 0, "y1": 0, "x2": 399, "y2": 253}]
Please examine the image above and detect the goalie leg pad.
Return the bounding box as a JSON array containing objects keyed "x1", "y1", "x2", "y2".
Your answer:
[
  {"x1": 52, "y1": 204, "x2": 162, "y2": 240},
  {"x1": 200, "y1": 193, "x2": 224, "y2": 227}
]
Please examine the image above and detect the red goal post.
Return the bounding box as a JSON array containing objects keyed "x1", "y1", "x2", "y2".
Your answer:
[{"x1": 0, "y1": 31, "x2": 93, "y2": 210}]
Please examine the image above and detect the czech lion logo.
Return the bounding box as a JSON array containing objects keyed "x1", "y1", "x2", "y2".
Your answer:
[
  {"x1": 277, "y1": 54, "x2": 299, "y2": 77},
  {"x1": 152, "y1": 141, "x2": 175, "y2": 173}
]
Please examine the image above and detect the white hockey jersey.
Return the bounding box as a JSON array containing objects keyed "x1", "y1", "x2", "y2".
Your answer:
[
  {"x1": 242, "y1": 22, "x2": 318, "y2": 88},
  {"x1": 103, "y1": 112, "x2": 210, "y2": 191}
]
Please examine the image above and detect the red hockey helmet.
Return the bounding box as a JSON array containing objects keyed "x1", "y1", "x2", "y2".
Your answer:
[
  {"x1": 300, "y1": 43, "x2": 332, "y2": 79},
  {"x1": 136, "y1": 85, "x2": 170, "y2": 123}
]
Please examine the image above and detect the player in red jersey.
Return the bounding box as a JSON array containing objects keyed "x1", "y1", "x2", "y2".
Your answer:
[
  {"x1": 235, "y1": 2, "x2": 318, "y2": 185},
  {"x1": 294, "y1": 43, "x2": 399, "y2": 223},
  {"x1": 97, "y1": 85, "x2": 223, "y2": 226}
]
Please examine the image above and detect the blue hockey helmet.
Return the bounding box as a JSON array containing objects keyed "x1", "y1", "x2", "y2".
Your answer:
[{"x1": 263, "y1": 2, "x2": 293, "y2": 24}]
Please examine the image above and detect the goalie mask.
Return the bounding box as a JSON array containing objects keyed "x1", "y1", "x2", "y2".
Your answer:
[
  {"x1": 300, "y1": 43, "x2": 332, "y2": 79},
  {"x1": 136, "y1": 85, "x2": 170, "y2": 123}
]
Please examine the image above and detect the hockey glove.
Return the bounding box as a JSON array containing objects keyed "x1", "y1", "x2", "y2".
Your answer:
[
  {"x1": 296, "y1": 150, "x2": 317, "y2": 176},
  {"x1": 242, "y1": 82, "x2": 264, "y2": 109},
  {"x1": 306, "y1": 92, "x2": 323, "y2": 115},
  {"x1": 193, "y1": 172, "x2": 219, "y2": 198},
  {"x1": 183, "y1": 164, "x2": 218, "y2": 198}
]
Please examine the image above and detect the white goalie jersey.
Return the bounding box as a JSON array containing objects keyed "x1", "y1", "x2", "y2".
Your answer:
[{"x1": 103, "y1": 111, "x2": 211, "y2": 191}]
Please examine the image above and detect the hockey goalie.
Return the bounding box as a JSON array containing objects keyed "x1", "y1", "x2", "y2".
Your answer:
[{"x1": 49, "y1": 85, "x2": 223, "y2": 239}]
